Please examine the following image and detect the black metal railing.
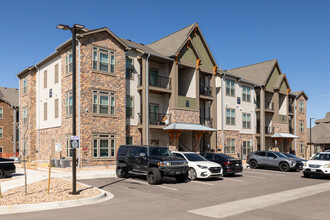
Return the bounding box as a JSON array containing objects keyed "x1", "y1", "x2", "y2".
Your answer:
[
  {"x1": 265, "y1": 126, "x2": 273, "y2": 134},
  {"x1": 265, "y1": 101, "x2": 274, "y2": 110},
  {"x1": 200, "y1": 116, "x2": 213, "y2": 127},
  {"x1": 137, "y1": 74, "x2": 171, "y2": 89},
  {"x1": 200, "y1": 86, "x2": 212, "y2": 96},
  {"x1": 256, "y1": 125, "x2": 260, "y2": 134},
  {"x1": 138, "y1": 113, "x2": 171, "y2": 125}
]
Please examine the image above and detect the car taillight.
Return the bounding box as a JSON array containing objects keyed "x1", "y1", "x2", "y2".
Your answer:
[{"x1": 224, "y1": 161, "x2": 233, "y2": 165}]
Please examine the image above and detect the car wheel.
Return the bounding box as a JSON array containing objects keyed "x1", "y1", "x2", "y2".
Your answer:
[
  {"x1": 303, "y1": 172, "x2": 310, "y2": 178},
  {"x1": 249, "y1": 160, "x2": 258, "y2": 169},
  {"x1": 147, "y1": 167, "x2": 161, "y2": 185},
  {"x1": 0, "y1": 169, "x2": 4, "y2": 178},
  {"x1": 116, "y1": 163, "x2": 128, "y2": 178},
  {"x1": 175, "y1": 173, "x2": 188, "y2": 183},
  {"x1": 279, "y1": 162, "x2": 290, "y2": 172},
  {"x1": 188, "y1": 168, "x2": 197, "y2": 180}
]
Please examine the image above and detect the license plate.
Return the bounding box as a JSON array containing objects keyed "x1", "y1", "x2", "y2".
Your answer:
[
  {"x1": 311, "y1": 169, "x2": 316, "y2": 172},
  {"x1": 176, "y1": 171, "x2": 181, "y2": 174}
]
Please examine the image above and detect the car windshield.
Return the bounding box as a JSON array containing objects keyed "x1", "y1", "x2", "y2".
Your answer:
[
  {"x1": 312, "y1": 153, "x2": 330, "y2": 161},
  {"x1": 149, "y1": 147, "x2": 172, "y2": 156},
  {"x1": 216, "y1": 154, "x2": 236, "y2": 160},
  {"x1": 273, "y1": 152, "x2": 286, "y2": 158},
  {"x1": 184, "y1": 153, "x2": 207, "y2": 162},
  {"x1": 283, "y1": 153, "x2": 299, "y2": 158}
]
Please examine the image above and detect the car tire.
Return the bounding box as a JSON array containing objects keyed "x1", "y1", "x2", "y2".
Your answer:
[
  {"x1": 279, "y1": 162, "x2": 290, "y2": 172},
  {"x1": 116, "y1": 163, "x2": 128, "y2": 178},
  {"x1": 249, "y1": 160, "x2": 258, "y2": 169},
  {"x1": 188, "y1": 168, "x2": 197, "y2": 180},
  {"x1": 147, "y1": 167, "x2": 161, "y2": 185},
  {"x1": 0, "y1": 169, "x2": 4, "y2": 178},
  {"x1": 303, "y1": 172, "x2": 310, "y2": 178},
  {"x1": 175, "y1": 173, "x2": 188, "y2": 183}
]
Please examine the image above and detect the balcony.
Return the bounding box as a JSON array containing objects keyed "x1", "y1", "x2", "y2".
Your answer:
[
  {"x1": 138, "y1": 74, "x2": 172, "y2": 90},
  {"x1": 256, "y1": 125, "x2": 273, "y2": 135},
  {"x1": 200, "y1": 116, "x2": 213, "y2": 127},
  {"x1": 265, "y1": 101, "x2": 274, "y2": 111},
  {"x1": 138, "y1": 113, "x2": 171, "y2": 126},
  {"x1": 289, "y1": 106, "x2": 294, "y2": 114}
]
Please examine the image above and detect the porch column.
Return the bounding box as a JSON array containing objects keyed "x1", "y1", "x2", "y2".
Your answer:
[
  {"x1": 142, "y1": 57, "x2": 149, "y2": 145},
  {"x1": 260, "y1": 87, "x2": 265, "y2": 150},
  {"x1": 210, "y1": 74, "x2": 217, "y2": 150},
  {"x1": 169, "y1": 61, "x2": 178, "y2": 109}
]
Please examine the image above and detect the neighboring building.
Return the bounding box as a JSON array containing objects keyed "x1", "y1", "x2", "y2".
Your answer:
[
  {"x1": 228, "y1": 59, "x2": 308, "y2": 157},
  {"x1": 307, "y1": 112, "x2": 330, "y2": 154},
  {"x1": 0, "y1": 87, "x2": 19, "y2": 157}
]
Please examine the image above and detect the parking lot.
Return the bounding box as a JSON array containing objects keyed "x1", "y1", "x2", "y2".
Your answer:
[{"x1": 4, "y1": 168, "x2": 330, "y2": 220}]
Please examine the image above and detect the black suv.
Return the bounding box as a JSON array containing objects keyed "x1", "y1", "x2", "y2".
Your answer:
[{"x1": 116, "y1": 145, "x2": 189, "y2": 185}]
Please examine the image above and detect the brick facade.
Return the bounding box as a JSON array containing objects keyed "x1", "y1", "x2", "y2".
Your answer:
[
  {"x1": 0, "y1": 101, "x2": 17, "y2": 155},
  {"x1": 169, "y1": 108, "x2": 200, "y2": 124},
  {"x1": 295, "y1": 95, "x2": 308, "y2": 158}
]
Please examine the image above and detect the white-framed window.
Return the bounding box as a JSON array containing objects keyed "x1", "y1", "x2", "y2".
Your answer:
[
  {"x1": 43, "y1": 70, "x2": 48, "y2": 88},
  {"x1": 225, "y1": 79, "x2": 235, "y2": 96},
  {"x1": 92, "y1": 47, "x2": 115, "y2": 74},
  {"x1": 0, "y1": 127, "x2": 3, "y2": 138},
  {"x1": 225, "y1": 138, "x2": 235, "y2": 154},
  {"x1": 92, "y1": 90, "x2": 115, "y2": 116},
  {"x1": 242, "y1": 86, "x2": 251, "y2": 102},
  {"x1": 299, "y1": 142, "x2": 305, "y2": 154},
  {"x1": 22, "y1": 107, "x2": 28, "y2": 125},
  {"x1": 299, "y1": 101, "x2": 304, "y2": 113},
  {"x1": 126, "y1": 136, "x2": 133, "y2": 145},
  {"x1": 242, "y1": 141, "x2": 252, "y2": 156},
  {"x1": 54, "y1": 64, "x2": 59, "y2": 84},
  {"x1": 66, "y1": 135, "x2": 73, "y2": 158},
  {"x1": 242, "y1": 113, "x2": 251, "y2": 129},
  {"x1": 226, "y1": 108, "x2": 235, "y2": 125},
  {"x1": 126, "y1": 96, "x2": 134, "y2": 118},
  {"x1": 93, "y1": 134, "x2": 116, "y2": 158},
  {"x1": 22, "y1": 78, "x2": 28, "y2": 95},
  {"x1": 299, "y1": 120, "x2": 304, "y2": 133},
  {"x1": 0, "y1": 107, "x2": 3, "y2": 119},
  {"x1": 126, "y1": 57, "x2": 134, "y2": 79},
  {"x1": 66, "y1": 51, "x2": 73, "y2": 75},
  {"x1": 66, "y1": 92, "x2": 73, "y2": 116}
]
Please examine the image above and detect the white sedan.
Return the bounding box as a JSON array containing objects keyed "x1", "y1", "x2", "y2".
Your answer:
[
  {"x1": 172, "y1": 151, "x2": 222, "y2": 180},
  {"x1": 302, "y1": 152, "x2": 330, "y2": 178}
]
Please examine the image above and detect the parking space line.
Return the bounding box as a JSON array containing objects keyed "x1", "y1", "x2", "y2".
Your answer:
[
  {"x1": 126, "y1": 179, "x2": 178, "y2": 191},
  {"x1": 156, "y1": 185, "x2": 178, "y2": 191},
  {"x1": 223, "y1": 178, "x2": 243, "y2": 182},
  {"x1": 191, "y1": 181, "x2": 214, "y2": 186},
  {"x1": 243, "y1": 170, "x2": 285, "y2": 177},
  {"x1": 245, "y1": 175, "x2": 266, "y2": 179}
]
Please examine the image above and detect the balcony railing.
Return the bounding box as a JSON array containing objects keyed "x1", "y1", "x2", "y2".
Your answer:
[
  {"x1": 200, "y1": 86, "x2": 212, "y2": 96},
  {"x1": 138, "y1": 113, "x2": 171, "y2": 125},
  {"x1": 138, "y1": 74, "x2": 171, "y2": 90},
  {"x1": 265, "y1": 101, "x2": 274, "y2": 110},
  {"x1": 256, "y1": 126, "x2": 273, "y2": 134},
  {"x1": 200, "y1": 116, "x2": 213, "y2": 127}
]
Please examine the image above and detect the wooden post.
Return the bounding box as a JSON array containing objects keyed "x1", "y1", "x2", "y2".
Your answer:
[{"x1": 47, "y1": 155, "x2": 51, "y2": 194}]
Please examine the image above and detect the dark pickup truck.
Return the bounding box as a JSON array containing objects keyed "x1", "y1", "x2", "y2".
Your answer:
[{"x1": 116, "y1": 145, "x2": 189, "y2": 185}]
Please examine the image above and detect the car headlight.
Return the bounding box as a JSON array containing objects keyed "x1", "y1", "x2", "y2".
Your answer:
[
  {"x1": 323, "y1": 164, "x2": 330, "y2": 168},
  {"x1": 166, "y1": 162, "x2": 171, "y2": 167},
  {"x1": 197, "y1": 164, "x2": 208, "y2": 169},
  {"x1": 158, "y1": 162, "x2": 166, "y2": 167}
]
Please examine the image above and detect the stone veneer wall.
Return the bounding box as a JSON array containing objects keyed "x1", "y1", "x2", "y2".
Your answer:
[
  {"x1": 295, "y1": 95, "x2": 308, "y2": 158},
  {"x1": 126, "y1": 125, "x2": 142, "y2": 145},
  {"x1": 273, "y1": 122, "x2": 289, "y2": 133},
  {"x1": 169, "y1": 108, "x2": 200, "y2": 124},
  {"x1": 0, "y1": 101, "x2": 15, "y2": 154}
]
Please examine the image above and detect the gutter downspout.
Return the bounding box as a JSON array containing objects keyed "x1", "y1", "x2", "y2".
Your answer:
[
  {"x1": 35, "y1": 65, "x2": 40, "y2": 161},
  {"x1": 221, "y1": 74, "x2": 225, "y2": 150},
  {"x1": 18, "y1": 81, "x2": 20, "y2": 157},
  {"x1": 77, "y1": 38, "x2": 81, "y2": 167},
  {"x1": 294, "y1": 98, "x2": 297, "y2": 154},
  {"x1": 252, "y1": 86, "x2": 256, "y2": 152},
  {"x1": 146, "y1": 53, "x2": 150, "y2": 144}
]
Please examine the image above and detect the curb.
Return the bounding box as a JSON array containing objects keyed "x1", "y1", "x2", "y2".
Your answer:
[{"x1": 0, "y1": 179, "x2": 114, "y2": 215}]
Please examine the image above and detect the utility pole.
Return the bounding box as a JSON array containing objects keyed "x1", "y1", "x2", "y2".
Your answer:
[{"x1": 310, "y1": 117, "x2": 315, "y2": 159}]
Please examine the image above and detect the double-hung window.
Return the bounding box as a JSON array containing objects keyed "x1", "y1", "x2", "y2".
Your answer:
[
  {"x1": 299, "y1": 120, "x2": 304, "y2": 133},
  {"x1": 299, "y1": 142, "x2": 305, "y2": 154},
  {"x1": 23, "y1": 107, "x2": 28, "y2": 125},
  {"x1": 126, "y1": 136, "x2": 133, "y2": 145},
  {"x1": 0, "y1": 127, "x2": 3, "y2": 138},
  {"x1": 93, "y1": 47, "x2": 115, "y2": 74},
  {"x1": 299, "y1": 101, "x2": 304, "y2": 113},
  {"x1": 126, "y1": 57, "x2": 134, "y2": 79},
  {"x1": 242, "y1": 86, "x2": 251, "y2": 102},
  {"x1": 126, "y1": 96, "x2": 134, "y2": 118},
  {"x1": 226, "y1": 108, "x2": 235, "y2": 125},
  {"x1": 0, "y1": 107, "x2": 3, "y2": 119},
  {"x1": 242, "y1": 113, "x2": 251, "y2": 129},
  {"x1": 93, "y1": 90, "x2": 115, "y2": 115},
  {"x1": 66, "y1": 51, "x2": 73, "y2": 75},
  {"x1": 66, "y1": 92, "x2": 73, "y2": 116},
  {"x1": 66, "y1": 135, "x2": 73, "y2": 158},
  {"x1": 22, "y1": 78, "x2": 28, "y2": 95},
  {"x1": 225, "y1": 79, "x2": 235, "y2": 96},
  {"x1": 225, "y1": 138, "x2": 235, "y2": 154},
  {"x1": 93, "y1": 134, "x2": 116, "y2": 158},
  {"x1": 54, "y1": 64, "x2": 59, "y2": 84}
]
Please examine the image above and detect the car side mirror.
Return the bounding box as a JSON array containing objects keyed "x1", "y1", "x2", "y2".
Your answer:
[{"x1": 139, "y1": 152, "x2": 146, "y2": 157}]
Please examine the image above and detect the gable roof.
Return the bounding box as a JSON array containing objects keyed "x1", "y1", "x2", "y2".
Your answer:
[
  {"x1": 291, "y1": 91, "x2": 309, "y2": 100},
  {"x1": 120, "y1": 38, "x2": 164, "y2": 57},
  {"x1": 307, "y1": 123, "x2": 330, "y2": 144},
  {"x1": 0, "y1": 87, "x2": 19, "y2": 107},
  {"x1": 315, "y1": 112, "x2": 330, "y2": 124},
  {"x1": 274, "y1": 73, "x2": 290, "y2": 90},
  {"x1": 228, "y1": 59, "x2": 278, "y2": 86}
]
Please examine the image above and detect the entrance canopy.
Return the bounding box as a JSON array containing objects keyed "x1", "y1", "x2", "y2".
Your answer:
[
  {"x1": 271, "y1": 133, "x2": 299, "y2": 138},
  {"x1": 163, "y1": 122, "x2": 216, "y2": 132}
]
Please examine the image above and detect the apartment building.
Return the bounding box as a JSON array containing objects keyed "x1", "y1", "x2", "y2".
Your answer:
[
  {"x1": 0, "y1": 87, "x2": 19, "y2": 157},
  {"x1": 228, "y1": 59, "x2": 308, "y2": 157},
  {"x1": 307, "y1": 112, "x2": 330, "y2": 154}
]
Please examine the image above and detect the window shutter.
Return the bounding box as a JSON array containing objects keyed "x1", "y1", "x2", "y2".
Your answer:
[
  {"x1": 44, "y1": 70, "x2": 48, "y2": 88},
  {"x1": 44, "y1": 102, "x2": 47, "y2": 121},
  {"x1": 55, "y1": 64, "x2": 59, "y2": 84},
  {"x1": 55, "y1": 99, "x2": 59, "y2": 118}
]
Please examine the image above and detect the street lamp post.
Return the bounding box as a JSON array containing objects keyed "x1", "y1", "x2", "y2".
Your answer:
[
  {"x1": 56, "y1": 24, "x2": 85, "y2": 195},
  {"x1": 309, "y1": 117, "x2": 315, "y2": 159}
]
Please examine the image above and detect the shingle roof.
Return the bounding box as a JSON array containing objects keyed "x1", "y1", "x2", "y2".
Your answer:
[
  {"x1": 307, "y1": 123, "x2": 330, "y2": 144},
  {"x1": 148, "y1": 23, "x2": 197, "y2": 57},
  {"x1": 315, "y1": 112, "x2": 330, "y2": 124},
  {"x1": 120, "y1": 38, "x2": 164, "y2": 57},
  {"x1": 228, "y1": 59, "x2": 277, "y2": 86},
  {"x1": 0, "y1": 87, "x2": 19, "y2": 107},
  {"x1": 291, "y1": 91, "x2": 309, "y2": 100}
]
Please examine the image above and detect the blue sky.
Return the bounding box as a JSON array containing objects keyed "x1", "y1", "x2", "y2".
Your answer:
[{"x1": 0, "y1": 0, "x2": 329, "y2": 125}]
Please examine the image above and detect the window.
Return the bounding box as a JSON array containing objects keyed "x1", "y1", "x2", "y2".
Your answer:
[
  {"x1": 0, "y1": 147, "x2": 2, "y2": 154},
  {"x1": 66, "y1": 92, "x2": 73, "y2": 116},
  {"x1": 0, "y1": 127, "x2": 3, "y2": 138},
  {"x1": 66, "y1": 135, "x2": 73, "y2": 158},
  {"x1": 299, "y1": 101, "x2": 304, "y2": 113},
  {"x1": 44, "y1": 102, "x2": 47, "y2": 121},
  {"x1": 92, "y1": 47, "x2": 115, "y2": 74},
  {"x1": 23, "y1": 107, "x2": 28, "y2": 125},
  {"x1": 242, "y1": 86, "x2": 251, "y2": 102},
  {"x1": 93, "y1": 134, "x2": 116, "y2": 158},
  {"x1": 149, "y1": 68, "x2": 159, "y2": 87},
  {"x1": 242, "y1": 113, "x2": 251, "y2": 129},
  {"x1": 126, "y1": 136, "x2": 133, "y2": 145},
  {"x1": 92, "y1": 90, "x2": 115, "y2": 116},
  {"x1": 0, "y1": 107, "x2": 3, "y2": 119},
  {"x1": 66, "y1": 51, "x2": 73, "y2": 75},
  {"x1": 224, "y1": 138, "x2": 235, "y2": 154},
  {"x1": 54, "y1": 64, "x2": 59, "y2": 84},
  {"x1": 126, "y1": 96, "x2": 134, "y2": 118},
  {"x1": 126, "y1": 57, "x2": 134, "y2": 79},
  {"x1": 299, "y1": 120, "x2": 304, "y2": 133},
  {"x1": 55, "y1": 98, "x2": 59, "y2": 119},
  {"x1": 22, "y1": 78, "x2": 28, "y2": 95},
  {"x1": 44, "y1": 70, "x2": 47, "y2": 88},
  {"x1": 226, "y1": 108, "x2": 235, "y2": 125},
  {"x1": 299, "y1": 143, "x2": 305, "y2": 154},
  {"x1": 225, "y1": 79, "x2": 235, "y2": 96},
  {"x1": 242, "y1": 141, "x2": 252, "y2": 156}
]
